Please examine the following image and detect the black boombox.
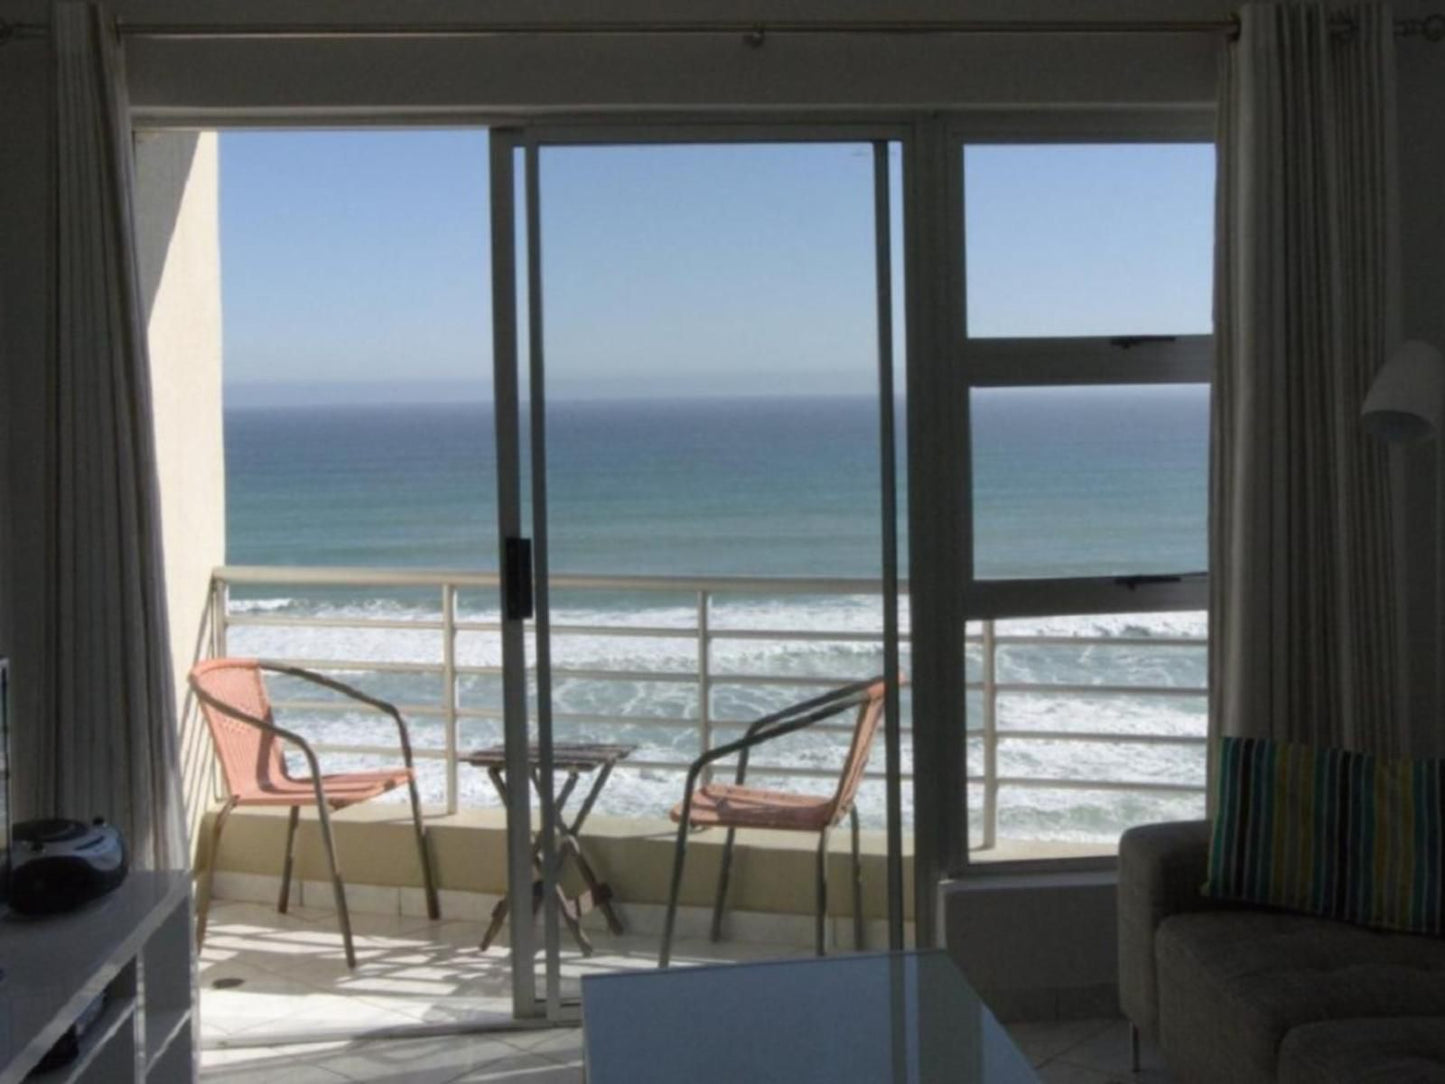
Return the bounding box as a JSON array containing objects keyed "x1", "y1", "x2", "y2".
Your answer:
[{"x1": 8, "y1": 818, "x2": 128, "y2": 916}]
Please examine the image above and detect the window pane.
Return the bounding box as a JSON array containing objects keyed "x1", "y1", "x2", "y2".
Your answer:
[
  {"x1": 963, "y1": 143, "x2": 1214, "y2": 338},
  {"x1": 971, "y1": 385, "x2": 1208, "y2": 579},
  {"x1": 965, "y1": 611, "x2": 1207, "y2": 859},
  {"x1": 537, "y1": 143, "x2": 906, "y2": 578}
]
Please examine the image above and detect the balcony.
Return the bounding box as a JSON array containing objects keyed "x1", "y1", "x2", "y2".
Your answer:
[{"x1": 195, "y1": 565, "x2": 1205, "y2": 1043}]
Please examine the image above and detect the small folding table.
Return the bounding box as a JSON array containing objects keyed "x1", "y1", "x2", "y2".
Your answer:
[{"x1": 466, "y1": 741, "x2": 636, "y2": 956}]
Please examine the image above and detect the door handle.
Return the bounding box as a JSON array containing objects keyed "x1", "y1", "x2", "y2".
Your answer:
[{"x1": 504, "y1": 537, "x2": 534, "y2": 620}]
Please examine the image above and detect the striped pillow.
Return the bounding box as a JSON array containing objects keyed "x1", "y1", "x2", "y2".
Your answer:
[{"x1": 1204, "y1": 736, "x2": 1444, "y2": 936}]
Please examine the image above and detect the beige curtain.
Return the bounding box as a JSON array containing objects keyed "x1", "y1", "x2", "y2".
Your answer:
[
  {"x1": 43, "y1": 2, "x2": 185, "y2": 869},
  {"x1": 1211, "y1": 3, "x2": 1401, "y2": 757}
]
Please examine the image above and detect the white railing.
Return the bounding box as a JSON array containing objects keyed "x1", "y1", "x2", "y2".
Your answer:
[{"x1": 209, "y1": 566, "x2": 1207, "y2": 844}]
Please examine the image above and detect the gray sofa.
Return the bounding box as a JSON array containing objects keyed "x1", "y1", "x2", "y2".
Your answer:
[{"x1": 1118, "y1": 820, "x2": 1445, "y2": 1083}]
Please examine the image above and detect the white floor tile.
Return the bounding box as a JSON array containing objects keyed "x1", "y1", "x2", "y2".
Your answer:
[
  {"x1": 201, "y1": 1047, "x2": 353, "y2": 1083},
  {"x1": 199, "y1": 898, "x2": 836, "y2": 1071},
  {"x1": 1035, "y1": 1061, "x2": 1124, "y2": 1083},
  {"x1": 201, "y1": 1041, "x2": 351, "y2": 1069},
  {"x1": 500, "y1": 1027, "x2": 584, "y2": 1061},
  {"x1": 1005, "y1": 1018, "x2": 1114, "y2": 1068},
  {"x1": 451, "y1": 1051, "x2": 584, "y2": 1083},
  {"x1": 1052, "y1": 1019, "x2": 1170, "y2": 1078},
  {"x1": 303, "y1": 1035, "x2": 535, "y2": 1083}
]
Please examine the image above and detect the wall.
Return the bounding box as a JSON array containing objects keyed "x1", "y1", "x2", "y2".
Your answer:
[
  {"x1": 111, "y1": 0, "x2": 1224, "y2": 120},
  {"x1": 132, "y1": 131, "x2": 227, "y2": 850},
  {"x1": 942, "y1": 871, "x2": 1118, "y2": 1020},
  {"x1": 7, "y1": 0, "x2": 1439, "y2": 1008},
  {"x1": 1, "y1": 0, "x2": 1227, "y2": 936},
  {"x1": 203, "y1": 806, "x2": 914, "y2": 948}
]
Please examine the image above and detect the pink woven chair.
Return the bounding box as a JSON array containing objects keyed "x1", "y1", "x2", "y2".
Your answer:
[
  {"x1": 659, "y1": 677, "x2": 893, "y2": 967},
  {"x1": 189, "y1": 658, "x2": 439, "y2": 968}
]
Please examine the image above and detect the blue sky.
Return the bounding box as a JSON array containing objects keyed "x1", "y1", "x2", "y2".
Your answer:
[{"x1": 219, "y1": 131, "x2": 1213, "y2": 404}]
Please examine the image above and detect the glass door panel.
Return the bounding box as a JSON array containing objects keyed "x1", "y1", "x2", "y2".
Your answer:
[{"x1": 492, "y1": 129, "x2": 907, "y2": 1021}]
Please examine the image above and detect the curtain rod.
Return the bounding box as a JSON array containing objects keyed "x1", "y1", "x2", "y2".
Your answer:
[{"x1": 2, "y1": 12, "x2": 1442, "y2": 46}]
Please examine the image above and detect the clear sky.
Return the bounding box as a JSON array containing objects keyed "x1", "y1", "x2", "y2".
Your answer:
[{"x1": 219, "y1": 131, "x2": 1213, "y2": 404}]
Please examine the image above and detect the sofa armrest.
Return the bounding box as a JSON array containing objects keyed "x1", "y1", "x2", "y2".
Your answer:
[{"x1": 1118, "y1": 819, "x2": 1213, "y2": 1039}]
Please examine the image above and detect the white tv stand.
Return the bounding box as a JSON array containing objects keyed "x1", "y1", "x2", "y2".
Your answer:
[{"x1": 0, "y1": 871, "x2": 194, "y2": 1084}]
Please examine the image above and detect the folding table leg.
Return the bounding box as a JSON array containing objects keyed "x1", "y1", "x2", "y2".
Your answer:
[
  {"x1": 479, "y1": 897, "x2": 510, "y2": 952},
  {"x1": 559, "y1": 831, "x2": 624, "y2": 936}
]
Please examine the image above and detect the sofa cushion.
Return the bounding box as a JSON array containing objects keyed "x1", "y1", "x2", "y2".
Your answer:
[
  {"x1": 1156, "y1": 910, "x2": 1445, "y2": 1082},
  {"x1": 1205, "y1": 736, "x2": 1445, "y2": 936},
  {"x1": 1278, "y1": 1018, "x2": 1445, "y2": 1083}
]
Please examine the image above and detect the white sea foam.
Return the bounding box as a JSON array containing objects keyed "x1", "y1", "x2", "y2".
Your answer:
[{"x1": 231, "y1": 595, "x2": 1207, "y2": 841}]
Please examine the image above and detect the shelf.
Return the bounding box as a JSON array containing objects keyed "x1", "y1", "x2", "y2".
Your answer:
[
  {"x1": 0, "y1": 872, "x2": 194, "y2": 1084},
  {"x1": 145, "y1": 1008, "x2": 192, "y2": 1068},
  {"x1": 29, "y1": 998, "x2": 136, "y2": 1084},
  {"x1": 144, "y1": 1029, "x2": 194, "y2": 1084}
]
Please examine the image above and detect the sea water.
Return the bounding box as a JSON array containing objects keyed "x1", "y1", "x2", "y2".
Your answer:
[{"x1": 223, "y1": 388, "x2": 1210, "y2": 841}]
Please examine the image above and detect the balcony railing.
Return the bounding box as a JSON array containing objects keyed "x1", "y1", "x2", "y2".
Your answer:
[{"x1": 208, "y1": 566, "x2": 1207, "y2": 848}]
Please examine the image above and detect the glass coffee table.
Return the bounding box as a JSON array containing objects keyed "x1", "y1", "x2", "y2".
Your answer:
[{"x1": 581, "y1": 950, "x2": 1037, "y2": 1083}]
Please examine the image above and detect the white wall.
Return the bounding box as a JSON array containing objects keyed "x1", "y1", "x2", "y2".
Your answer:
[
  {"x1": 133, "y1": 131, "x2": 227, "y2": 850},
  {"x1": 2, "y1": 0, "x2": 1440, "y2": 975},
  {"x1": 112, "y1": 0, "x2": 1223, "y2": 120},
  {"x1": 943, "y1": 871, "x2": 1118, "y2": 1020}
]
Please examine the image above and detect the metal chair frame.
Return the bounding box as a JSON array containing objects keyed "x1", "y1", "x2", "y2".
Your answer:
[
  {"x1": 190, "y1": 660, "x2": 440, "y2": 968},
  {"x1": 659, "y1": 677, "x2": 886, "y2": 968}
]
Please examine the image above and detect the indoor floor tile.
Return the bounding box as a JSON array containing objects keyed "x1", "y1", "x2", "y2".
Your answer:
[
  {"x1": 1005, "y1": 1015, "x2": 1175, "y2": 1084},
  {"x1": 1004, "y1": 1018, "x2": 1114, "y2": 1067}
]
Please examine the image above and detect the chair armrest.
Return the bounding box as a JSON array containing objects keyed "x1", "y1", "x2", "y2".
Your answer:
[
  {"x1": 260, "y1": 661, "x2": 417, "y2": 769},
  {"x1": 1118, "y1": 819, "x2": 1212, "y2": 1040},
  {"x1": 672, "y1": 679, "x2": 882, "y2": 828},
  {"x1": 730, "y1": 677, "x2": 882, "y2": 785},
  {"x1": 189, "y1": 680, "x2": 332, "y2": 803}
]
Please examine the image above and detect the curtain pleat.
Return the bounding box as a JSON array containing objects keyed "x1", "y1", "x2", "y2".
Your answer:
[
  {"x1": 45, "y1": 2, "x2": 184, "y2": 870},
  {"x1": 1211, "y1": 3, "x2": 1401, "y2": 763}
]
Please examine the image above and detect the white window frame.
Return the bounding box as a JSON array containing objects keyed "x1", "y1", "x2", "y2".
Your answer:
[{"x1": 946, "y1": 109, "x2": 1215, "y2": 875}]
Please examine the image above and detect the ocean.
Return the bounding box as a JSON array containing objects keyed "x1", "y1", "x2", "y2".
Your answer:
[{"x1": 223, "y1": 388, "x2": 1210, "y2": 842}]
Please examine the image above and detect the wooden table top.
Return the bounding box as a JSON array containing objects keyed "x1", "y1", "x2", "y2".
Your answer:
[{"x1": 464, "y1": 742, "x2": 636, "y2": 773}]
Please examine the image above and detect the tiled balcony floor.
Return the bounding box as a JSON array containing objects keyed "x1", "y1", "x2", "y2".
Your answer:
[
  {"x1": 198, "y1": 901, "x2": 1174, "y2": 1083},
  {"x1": 198, "y1": 899, "x2": 793, "y2": 1044}
]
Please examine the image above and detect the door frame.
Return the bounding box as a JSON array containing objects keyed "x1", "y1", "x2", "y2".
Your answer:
[{"x1": 488, "y1": 119, "x2": 913, "y2": 1021}]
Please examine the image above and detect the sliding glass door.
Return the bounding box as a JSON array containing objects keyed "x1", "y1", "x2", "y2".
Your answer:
[{"x1": 490, "y1": 125, "x2": 908, "y2": 1020}]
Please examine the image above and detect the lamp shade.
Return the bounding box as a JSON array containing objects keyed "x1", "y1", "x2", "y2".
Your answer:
[{"x1": 1362, "y1": 339, "x2": 1445, "y2": 442}]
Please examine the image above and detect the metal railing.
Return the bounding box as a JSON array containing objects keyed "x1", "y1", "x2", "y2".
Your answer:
[{"x1": 209, "y1": 566, "x2": 1208, "y2": 843}]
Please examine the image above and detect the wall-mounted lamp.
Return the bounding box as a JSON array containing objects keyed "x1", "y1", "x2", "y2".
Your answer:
[{"x1": 1363, "y1": 339, "x2": 1445, "y2": 442}]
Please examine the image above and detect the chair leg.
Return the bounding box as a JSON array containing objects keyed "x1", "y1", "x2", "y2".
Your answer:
[
  {"x1": 815, "y1": 826, "x2": 831, "y2": 957},
  {"x1": 1130, "y1": 1022, "x2": 1141, "y2": 1073},
  {"x1": 849, "y1": 806, "x2": 863, "y2": 952},
  {"x1": 659, "y1": 818, "x2": 691, "y2": 968},
  {"x1": 314, "y1": 801, "x2": 356, "y2": 969},
  {"x1": 278, "y1": 806, "x2": 300, "y2": 914},
  {"x1": 195, "y1": 798, "x2": 237, "y2": 951},
  {"x1": 709, "y1": 828, "x2": 736, "y2": 943},
  {"x1": 406, "y1": 775, "x2": 440, "y2": 920}
]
